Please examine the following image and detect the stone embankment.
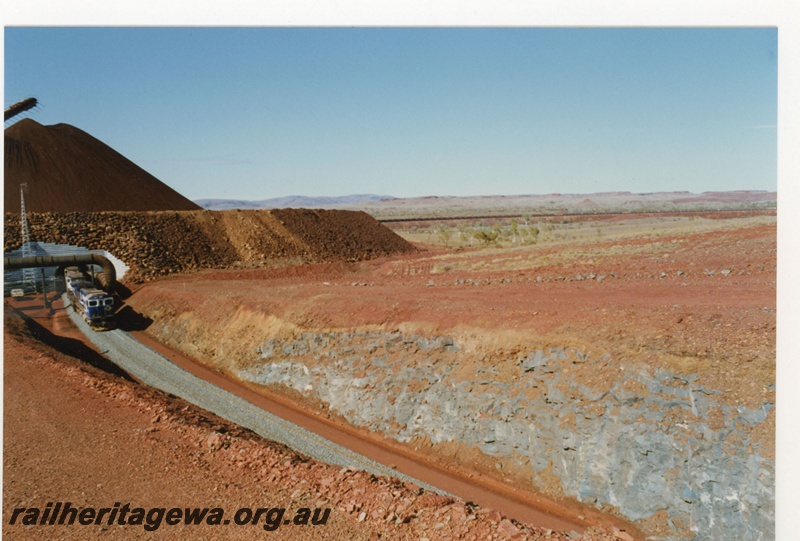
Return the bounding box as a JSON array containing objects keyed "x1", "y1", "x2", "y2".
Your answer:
[
  {"x1": 229, "y1": 330, "x2": 774, "y2": 541},
  {"x1": 4, "y1": 209, "x2": 415, "y2": 282}
]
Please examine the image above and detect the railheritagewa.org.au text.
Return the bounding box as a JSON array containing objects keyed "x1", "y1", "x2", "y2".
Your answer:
[{"x1": 8, "y1": 502, "x2": 331, "y2": 531}]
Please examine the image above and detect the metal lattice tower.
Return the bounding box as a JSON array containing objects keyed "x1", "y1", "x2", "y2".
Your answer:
[{"x1": 20, "y1": 184, "x2": 38, "y2": 292}]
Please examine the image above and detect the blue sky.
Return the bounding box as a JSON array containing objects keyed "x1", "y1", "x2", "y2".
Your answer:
[{"x1": 4, "y1": 27, "x2": 778, "y2": 201}]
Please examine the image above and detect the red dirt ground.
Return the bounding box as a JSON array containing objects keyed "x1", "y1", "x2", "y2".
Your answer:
[
  {"x1": 3, "y1": 298, "x2": 626, "y2": 541},
  {"x1": 121, "y1": 216, "x2": 775, "y2": 539},
  {"x1": 133, "y1": 220, "x2": 775, "y2": 415},
  {"x1": 3, "y1": 214, "x2": 774, "y2": 541}
]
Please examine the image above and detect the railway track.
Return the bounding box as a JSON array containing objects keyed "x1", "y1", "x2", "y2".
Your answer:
[
  {"x1": 62, "y1": 294, "x2": 441, "y2": 492},
  {"x1": 61, "y1": 294, "x2": 591, "y2": 534}
]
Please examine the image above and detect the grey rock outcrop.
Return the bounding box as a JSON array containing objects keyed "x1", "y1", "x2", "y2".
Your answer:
[{"x1": 238, "y1": 332, "x2": 774, "y2": 540}]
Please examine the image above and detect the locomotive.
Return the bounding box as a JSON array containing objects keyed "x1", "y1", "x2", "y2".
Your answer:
[{"x1": 64, "y1": 266, "x2": 116, "y2": 330}]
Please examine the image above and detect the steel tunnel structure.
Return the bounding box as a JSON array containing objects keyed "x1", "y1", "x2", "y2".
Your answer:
[{"x1": 4, "y1": 253, "x2": 117, "y2": 291}]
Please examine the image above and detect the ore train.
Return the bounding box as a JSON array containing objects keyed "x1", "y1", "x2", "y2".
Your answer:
[{"x1": 64, "y1": 266, "x2": 116, "y2": 330}]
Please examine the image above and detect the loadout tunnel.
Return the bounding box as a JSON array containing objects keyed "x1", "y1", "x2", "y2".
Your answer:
[{"x1": 4, "y1": 253, "x2": 117, "y2": 292}]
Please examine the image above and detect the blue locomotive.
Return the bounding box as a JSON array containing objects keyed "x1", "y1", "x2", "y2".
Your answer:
[{"x1": 64, "y1": 266, "x2": 116, "y2": 330}]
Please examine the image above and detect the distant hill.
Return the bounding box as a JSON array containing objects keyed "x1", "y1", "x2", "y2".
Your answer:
[
  {"x1": 322, "y1": 191, "x2": 778, "y2": 220},
  {"x1": 196, "y1": 194, "x2": 392, "y2": 210},
  {"x1": 194, "y1": 190, "x2": 776, "y2": 219},
  {"x1": 4, "y1": 119, "x2": 200, "y2": 213}
]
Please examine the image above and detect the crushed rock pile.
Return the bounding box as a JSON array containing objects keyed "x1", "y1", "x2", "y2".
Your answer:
[{"x1": 3, "y1": 209, "x2": 416, "y2": 282}]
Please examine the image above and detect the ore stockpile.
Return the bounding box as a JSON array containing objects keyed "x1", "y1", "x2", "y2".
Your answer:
[
  {"x1": 3, "y1": 210, "x2": 416, "y2": 282},
  {"x1": 4, "y1": 118, "x2": 200, "y2": 213}
]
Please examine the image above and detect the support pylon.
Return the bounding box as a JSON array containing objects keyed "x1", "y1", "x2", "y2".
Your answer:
[{"x1": 20, "y1": 184, "x2": 38, "y2": 293}]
